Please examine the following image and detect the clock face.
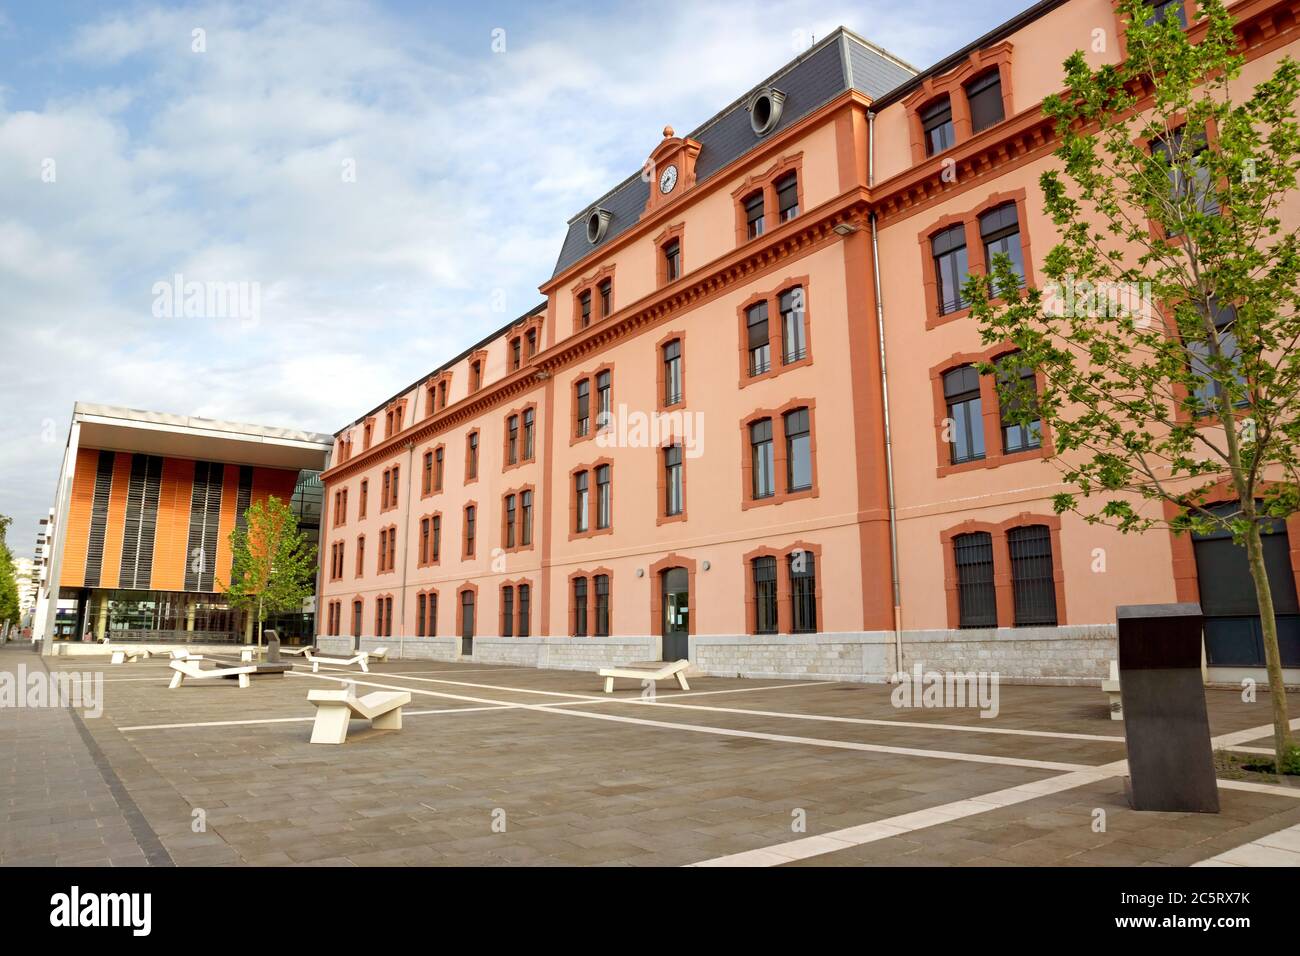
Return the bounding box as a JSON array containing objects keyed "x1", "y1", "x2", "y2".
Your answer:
[{"x1": 659, "y1": 164, "x2": 678, "y2": 194}]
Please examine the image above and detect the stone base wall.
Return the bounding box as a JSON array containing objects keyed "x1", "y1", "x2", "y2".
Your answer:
[
  {"x1": 900, "y1": 624, "x2": 1118, "y2": 686},
  {"x1": 314, "y1": 626, "x2": 1120, "y2": 685}
]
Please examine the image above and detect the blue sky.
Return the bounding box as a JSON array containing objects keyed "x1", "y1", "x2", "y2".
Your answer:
[{"x1": 0, "y1": 0, "x2": 1033, "y2": 555}]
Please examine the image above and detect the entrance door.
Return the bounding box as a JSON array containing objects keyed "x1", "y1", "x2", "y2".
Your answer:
[
  {"x1": 461, "y1": 590, "x2": 475, "y2": 657},
  {"x1": 660, "y1": 567, "x2": 689, "y2": 662},
  {"x1": 1193, "y1": 505, "x2": 1300, "y2": 667}
]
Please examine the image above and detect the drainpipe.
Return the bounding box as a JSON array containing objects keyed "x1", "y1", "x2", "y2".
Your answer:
[
  {"x1": 398, "y1": 441, "x2": 415, "y2": 660},
  {"x1": 868, "y1": 110, "x2": 875, "y2": 188},
  {"x1": 870, "y1": 210, "x2": 904, "y2": 678}
]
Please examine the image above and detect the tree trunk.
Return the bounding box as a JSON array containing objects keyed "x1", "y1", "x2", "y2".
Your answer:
[
  {"x1": 257, "y1": 595, "x2": 264, "y2": 649},
  {"x1": 1244, "y1": 521, "x2": 1293, "y2": 768}
]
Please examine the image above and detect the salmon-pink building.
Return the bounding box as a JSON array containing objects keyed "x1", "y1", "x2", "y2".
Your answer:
[{"x1": 318, "y1": 0, "x2": 1300, "y2": 685}]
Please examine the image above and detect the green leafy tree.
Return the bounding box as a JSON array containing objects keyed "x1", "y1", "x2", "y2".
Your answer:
[
  {"x1": 967, "y1": 0, "x2": 1300, "y2": 768},
  {"x1": 0, "y1": 515, "x2": 19, "y2": 632},
  {"x1": 222, "y1": 496, "x2": 317, "y2": 647}
]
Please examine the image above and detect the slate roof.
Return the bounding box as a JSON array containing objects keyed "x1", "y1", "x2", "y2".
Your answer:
[{"x1": 550, "y1": 27, "x2": 917, "y2": 279}]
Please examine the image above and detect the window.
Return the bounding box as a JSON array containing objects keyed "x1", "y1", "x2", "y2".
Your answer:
[
  {"x1": 352, "y1": 599, "x2": 362, "y2": 638},
  {"x1": 505, "y1": 493, "x2": 517, "y2": 548},
  {"x1": 464, "y1": 505, "x2": 476, "y2": 558},
  {"x1": 664, "y1": 445, "x2": 683, "y2": 517},
  {"x1": 744, "y1": 192, "x2": 765, "y2": 239},
  {"x1": 358, "y1": 480, "x2": 367, "y2": 518},
  {"x1": 573, "y1": 577, "x2": 588, "y2": 636},
  {"x1": 1189, "y1": 298, "x2": 1246, "y2": 411},
  {"x1": 518, "y1": 584, "x2": 530, "y2": 637},
  {"x1": 420, "y1": 517, "x2": 432, "y2": 564},
  {"x1": 378, "y1": 528, "x2": 388, "y2": 572},
  {"x1": 466, "y1": 431, "x2": 479, "y2": 481},
  {"x1": 387, "y1": 526, "x2": 396, "y2": 572},
  {"x1": 663, "y1": 238, "x2": 681, "y2": 282},
  {"x1": 579, "y1": 290, "x2": 592, "y2": 329},
  {"x1": 953, "y1": 532, "x2": 997, "y2": 628},
  {"x1": 1146, "y1": 0, "x2": 1187, "y2": 27},
  {"x1": 575, "y1": 379, "x2": 590, "y2": 437},
  {"x1": 663, "y1": 339, "x2": 683, "y2": 406},
  {"x1": 996, "y1": 356, "x2": 1042, "y2": 453},
  {"x1": 789, "y1": 551, "x2": 817, "y2": 633},
  {"x1": 594, "y1": 574, "x2": 610, "y2": 637},
  {"x1": 434, "y1": 447, "x2": 444, "y2": 491},
  {"x1": 432, "y1": 515, "x2": 441, "y2": 562},
  {"x1": 1152, "y1": 128, "x2": 1217, "y2": 231},
  {"x1": 746, "y1": 301, "x2": 770, "y2": 377},
  {"x1": 965, "y1": 71, "x2": 1004, "y2": 134},
  {"x1": 471, "y1": 359, "x2": 482, "y2": 391},
  {"x1": 526, "y1": 329, "x2": 537, "y2": 357},
  {"x1": 776, "y1": 172, "x2": 798, "y2": 221},
  {"x1": 753, "y1": 556, "x2": 778, "y2": 635},
  {"x1": 574, "y1": 470, "x2": 589, "y2": 533},
  {"x1": 390, "y1": 466, "x2": 399, "y2": 507},
  {"x1": 979, "y1": 203, "x2": 1025, "y2": 286},
  {"x1": 780, "y1": 287, "x2": 806, "y2": 365},
  {"x1": 932, "y1": 224, "x2": 969, "y2": 315},
  {"x1": 355, "y1": 535, "x2": 365, "y2": 576},
  {"x1": 598, "y1": 279, "x2": 612, "y2": 318},
  {"x1": 375, "y1": 595, "x2": 393, "y2": 637},
  {"x1": 460, "y1": 589, "x2": 475, "y2": 639},
  {"x1": 1008, "y1": 525, "x2": 1058, "y2": 626},
  {"x1": 595, "y1": 372, "x2": 611, "y2": 431},
  {"x1": 363, "y1": 420, "x2": 373, "y2": 448},
  {"x1": 520, "y1": 490, "x2": 533, "y2": 546},
  {"x1": 750, "y1": 418, "x2": 775, "y2": 499},
  {"x1": 417, "y1": 591, "x2": 427, "y2": 637},
  {"x1": 922, "y1": 97, "x2": 955, "y2": 156},
  {"x1": 523, "y1": 407, "x2": 536, "y2": 458},
  {"x1": 502, "y1": 586, "x2": 514, "y2": 637},
  {"x1": 510, "y1": 336, "x2": 522, "y2": 371},
  {"x1": 507, "y1": 414, "x2": 519, "y2": 465},
  {"x1": 381, "y1": 470, "x2": 390, "y2": 510},
  {"x1": 944, "y1": 366, "x2": 985, "y2": 465},
  {"x1": 422, "y1": 452, "x2": 433, "y2": 495},
  {"x1": 784, "y1": 407, "x2": 812, "y2": 492},
  {"x1": 596, "y1": 464, "x2": 611, "y2": 530},
  {"x1": 438, "y1": 380, "x2": 448, "y2": 409}
]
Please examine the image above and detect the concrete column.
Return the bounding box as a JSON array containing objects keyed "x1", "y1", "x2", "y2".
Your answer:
[
  {"x1": 95, "y1": 593, "x2": 109, "y2": 640},
  {"x1": 185, "y1": 602, "x2": 196, "y2": 632}
]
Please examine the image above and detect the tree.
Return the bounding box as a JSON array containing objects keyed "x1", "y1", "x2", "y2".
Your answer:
[
  {"x1": 0, "y1": 515, "x2": 20, "y2": 632},
  {"x1": 222, "y1": 496, "x2": 317, "y2": 647},
  {"x1": 968, "y1": 0, "x2": 1300, "y2": 769}
]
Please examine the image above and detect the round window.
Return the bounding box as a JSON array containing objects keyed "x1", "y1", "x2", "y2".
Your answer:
[{"x1": 748, "y1": 87, "x2": 786, "y2": 136}]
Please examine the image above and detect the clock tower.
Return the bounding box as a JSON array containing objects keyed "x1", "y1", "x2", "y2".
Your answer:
[{"x1": 642, "y1": 125, "x2": 702, "y2": 218}]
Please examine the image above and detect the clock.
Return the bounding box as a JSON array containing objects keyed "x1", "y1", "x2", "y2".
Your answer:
[{"x1": 659, "y1": 164, "x2": 678, "y2": 194}]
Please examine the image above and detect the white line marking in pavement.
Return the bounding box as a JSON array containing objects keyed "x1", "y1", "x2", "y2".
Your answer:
[
  {"x1": 1194, "y1": 821, "x2": 1300, "y2": 866},
  {"x1": 119, "y1": 704, "x2": 513, "y2": 732},
  {"x1": 1206, "y1": 717, "x2": 1300, "y2": 749}
]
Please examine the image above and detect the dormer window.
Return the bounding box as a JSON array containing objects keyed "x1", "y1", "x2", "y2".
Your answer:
[
  {"x1": 922, "y1": 97, "x2": 955, "y2": 156},
  {"x1": 748, "y1": 87, "x2": 786, "y2": 136},
  {"x1": 965, "y1": 71, "x2": 1004, "y2": 134},
  {"x1": 585, "y1": 207, "x2": 612, "y2": 244},
  {"x1": 471, "y1": 359, "x2": 482, "y2": 392}
]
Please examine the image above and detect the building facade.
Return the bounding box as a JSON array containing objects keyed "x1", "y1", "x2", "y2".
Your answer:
[
  {"x1": 35, "y1": 404, "x2": 332, "y2": 650},
  {"x1": 318, "y1": 0, "x2": 1300, "y2": 685}
]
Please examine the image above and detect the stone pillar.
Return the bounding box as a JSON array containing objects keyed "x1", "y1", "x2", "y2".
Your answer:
[{"x1": 95, "y1": 593, "x2": 109, "y2": 640}]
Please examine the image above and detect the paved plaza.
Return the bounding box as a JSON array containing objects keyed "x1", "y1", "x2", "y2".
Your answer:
[{"x1": 1, "y1": 643, "x2": 1298, "y2": 867}]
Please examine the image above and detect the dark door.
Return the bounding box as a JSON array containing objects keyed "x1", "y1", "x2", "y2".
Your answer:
[
  {"x1": 461, "y1": 591, "x2": 475, "y2": 657},
  {"x1": 1193, "y1": 506, "x2": 1300, "y2": 667},
  {"x1": 660, "y1": 567, "x2": 689, "y2": 661}
]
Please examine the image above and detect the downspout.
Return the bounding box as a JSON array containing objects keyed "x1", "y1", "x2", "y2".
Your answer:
[
  {"x1": 870, "y1": 202, "x2": 903, "y2": 678},
  {"x1": 397, "y1": 441, "x2": 415, "y2": 660}
]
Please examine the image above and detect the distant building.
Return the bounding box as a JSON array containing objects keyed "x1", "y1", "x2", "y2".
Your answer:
[
  {"x1": 34, "y1": 404, "x2": 332, "y2": 651},
  {"x1": 13, "y1": 557, "x2": 37, "y2": 618}
]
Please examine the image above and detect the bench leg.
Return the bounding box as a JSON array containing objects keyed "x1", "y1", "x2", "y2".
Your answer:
[
  {"x1": 111, "y1": 651, "x2": 125, "y2": 665},
  {"x1": 312, "y1": 661, "x2": 320, "y2": 673},
  {"x1": 676, "y1": 671, "x2": 690, "y2": 691},
  {"x1": 310, "y1": 706, "x2": 351, "y2": 744},
  {"x1": 359, "y1": 657, "x2": 369, "y2": 673},
  {"x1": 604, "y1": 676, "x2": 614, "y2": 694},
  {"x1": 1107, "y1": 692, "x2": 1123, "y2": 720},
  {"x1": 169, "y1": 671, "x2": 183, "y2": 690},
  {"x1": 238, "y1": 673, "x2": 250, "y2": 689},
  {"x1": 372, "y1": 707, "x2": 403, "y2": 731}
]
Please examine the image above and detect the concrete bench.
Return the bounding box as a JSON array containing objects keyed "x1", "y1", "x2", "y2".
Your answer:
[
  {"x1": 367, "y1": 646, "x2": 389, "y2": 662},
  {"x1": 305, "y1": 650, "x2": 370, "y2": 673},
  {"x1": 108, "y1": 647, "x2": 151, "y2": 664},
  {"x1": 307, "y1": 688, "x2": 411, "y2": 744},
  {"x1": 279, "y1": 644, "x2": 317, "y2": 657},
  {"x1": 598, "y1": 659, "x2": 690, "y2": 694},
  {"x1": 1101, "y1": 659, "x2": 1122, "y2": 720},
  {"x1": 168, "y1": 659, "x2": 258, "y2": 690},
  {"x1": 169, "y1": 648, "x2": 204, "y2": 662}
]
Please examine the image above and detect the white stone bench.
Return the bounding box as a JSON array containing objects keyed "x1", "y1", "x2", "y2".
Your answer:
[
  {"x1": 1101, "y1": 659, "x2": 1122, "y2": 720},
  {"x1": 168, "y1": 659, "x2": 258, "y2": 689},
  {"x1": 307, "y1": 688, "x2": 411, "y2": 744},
  {"x1": 108, "y1": 647, "x2": 151, "y2": 664},
  {"x1": 169, "y1": 648, "x2": 204, "y2": 662},
  {"x1": 305, "y1": 650, "x2": 370, "y2": 673},
  {"x1": 279, "y1": 644, "x2": 317, "y2": 657},
  {"x1": 367, "y1": 646, "x2": 389, "y2": 662},
  {"x1": 598, "y1": 659, "x2": 690, "y2": 694}
]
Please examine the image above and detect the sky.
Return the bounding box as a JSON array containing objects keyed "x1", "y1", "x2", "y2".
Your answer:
[{"x1": 0, "y1": 0, "x2": 1030, "y2": 556}]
